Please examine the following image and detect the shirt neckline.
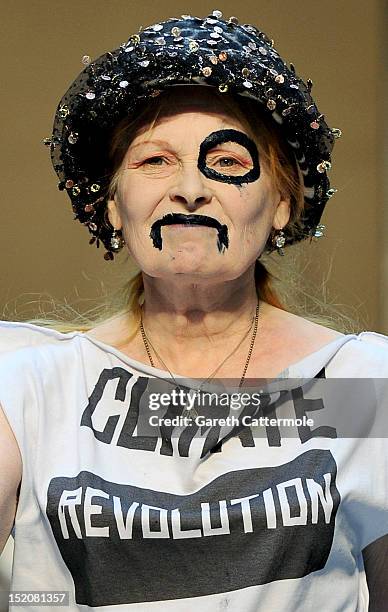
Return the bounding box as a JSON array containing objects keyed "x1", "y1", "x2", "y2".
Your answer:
[{"x1": 76, "y1": 330, "x2": 359, "y2": 386}]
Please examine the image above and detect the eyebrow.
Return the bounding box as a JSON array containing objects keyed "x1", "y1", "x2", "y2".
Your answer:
[
  {"x1": 128, "y1": 129, "x2": 251, "y2": 151},
  {"x1": 129, "y1": 139, "x2": 173, "y2": 151}
]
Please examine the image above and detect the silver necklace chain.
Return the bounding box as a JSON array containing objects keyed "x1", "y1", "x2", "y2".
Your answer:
[{"x1": 139, "y1": 302, "x2": 260, "y2": 391}]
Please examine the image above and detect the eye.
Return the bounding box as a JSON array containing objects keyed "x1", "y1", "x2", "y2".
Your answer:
[
  {"x1": 143, "y1": 156, "x2": 167, "y2": 166},
  {"x1": 216, "y1": 157, "x2": 241, "y2": 167},
  {"x1": 206, "y1": 154, "x2": 243, "y2": 167}
]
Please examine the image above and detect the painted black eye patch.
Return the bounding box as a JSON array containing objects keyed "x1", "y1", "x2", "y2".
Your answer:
[{"x1": 197, "y1": 129, "x2": 260, "y2": 185}]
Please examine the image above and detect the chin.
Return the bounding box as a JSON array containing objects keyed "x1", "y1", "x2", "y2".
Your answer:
[
  {"x1": 142, "y1": 260, "x2": 246, "y2": 284},
  {"x1": 151, "y1": 263, "x2": 219, "y2": 279}
]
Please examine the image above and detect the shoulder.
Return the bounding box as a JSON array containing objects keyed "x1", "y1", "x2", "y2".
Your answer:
[
  {"x1": 0, "y1": 320, "x2": 79, "y2": 356},
  {"x1": 259, "y1": 303, "x2": 344, "y2": 362},
  {"x1": 330, "y1": 331, "x2": 388, "y2": 376},
  {"x1": 260, "y1": 304, "x2": 388, "y2": 375},
  {"x1": 356, "y1": 330, "x2": 388, "y2": 348},
  {"x1": 261, "y1": 303, "x2": 343, "y2": 342}
]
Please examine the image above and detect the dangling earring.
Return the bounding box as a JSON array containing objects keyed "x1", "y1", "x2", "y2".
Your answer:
[
  {"x1": 272, "y1": 228, "x2": 286, "y2": 256},
  {"x1": 110, "y1": 228, "x2": 125, "y2": 252}
]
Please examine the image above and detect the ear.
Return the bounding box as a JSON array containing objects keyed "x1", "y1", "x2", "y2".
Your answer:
[
  {"x1": 272, "y1": 195, "x2": 291, "y2": 230},
  {"x1": 106, "y1": 197, "x2": 123, "y2": 231}
]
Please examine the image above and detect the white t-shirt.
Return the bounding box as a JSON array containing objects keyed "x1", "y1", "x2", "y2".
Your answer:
[{"x1": 0, "y1": 320, "x2": 387, "y2": 611}]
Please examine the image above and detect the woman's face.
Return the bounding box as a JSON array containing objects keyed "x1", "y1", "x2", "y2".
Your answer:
[{"x1": 107, "y1": 88, "x2": 290, "y2": 282}]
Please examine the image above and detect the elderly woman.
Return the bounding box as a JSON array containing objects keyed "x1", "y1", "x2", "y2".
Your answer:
[{"x1": 0, "y1": 10, "x2": 387, "y2": 611}]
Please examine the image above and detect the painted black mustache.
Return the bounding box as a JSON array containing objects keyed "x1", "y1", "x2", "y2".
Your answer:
[{"x1": 149, "y1": 213, "x2": 229, "y2": 253}]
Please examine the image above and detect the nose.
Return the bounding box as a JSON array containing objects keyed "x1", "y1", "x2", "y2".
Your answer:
[{"x1": 168, "y1": 163, "x2": 213, "y2": 211}]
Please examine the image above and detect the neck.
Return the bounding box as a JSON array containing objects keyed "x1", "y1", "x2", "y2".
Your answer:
[{"x1": 140, "y1": 265, "x2": 261, "y2": 374}]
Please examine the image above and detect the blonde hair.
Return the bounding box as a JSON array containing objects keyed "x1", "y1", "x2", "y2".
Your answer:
[{"x1": 6, "y1": 87, "x2": 359, "y2": 334}]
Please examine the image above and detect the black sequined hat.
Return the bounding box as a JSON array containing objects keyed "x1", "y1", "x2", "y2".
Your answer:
[{"x1": 46, "y1": 9, "x2": 341, "y2": 260}]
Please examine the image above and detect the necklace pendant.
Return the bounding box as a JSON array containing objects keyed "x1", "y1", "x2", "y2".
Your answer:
[{"x1": 181, "y1": 406, "x2": 199, "y2": 420}]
